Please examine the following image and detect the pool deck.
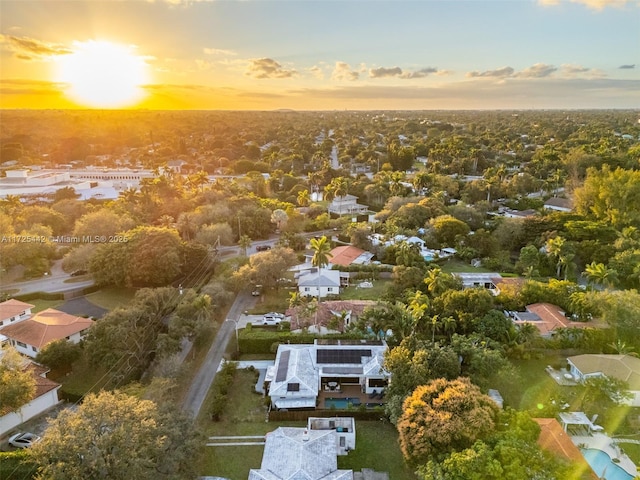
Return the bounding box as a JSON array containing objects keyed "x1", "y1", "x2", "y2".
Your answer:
[{"x1": 571, "y1": 432, "x2": 638, "y2": 477}]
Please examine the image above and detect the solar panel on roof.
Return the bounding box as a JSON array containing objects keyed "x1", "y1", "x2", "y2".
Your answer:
[
  {"x1": 276, "y1": 350, "x2": 290, "y2": 382},
  {"x1": 316, "y1": 348, "x2": 372, "y2": 364}
]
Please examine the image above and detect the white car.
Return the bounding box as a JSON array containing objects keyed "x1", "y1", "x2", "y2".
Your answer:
[
  {"x1": 9, "y1": 432, "x2": 41, "y2": 449},
  {"x1": 262, "y1": 312, "x2": 284, "y2": 325}
]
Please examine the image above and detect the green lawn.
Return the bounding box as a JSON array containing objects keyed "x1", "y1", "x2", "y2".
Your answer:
[
  {"x1": 248, "y1": 288, "x2": 292, "y2": 314},
  {"x1": 85, "y1": 287, "x2": 137, "y2": 311},
  {"x1": 197, "y1": 368, "x2": 415, "y2": 479},
  {"x1": 340, "y1": 279, "x2": 391, "y2": 301},
  {"x1": 29, "y1": 298, "x2": 63, "y2": 313}
]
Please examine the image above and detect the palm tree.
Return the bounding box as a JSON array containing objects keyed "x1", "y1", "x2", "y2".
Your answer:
[
  {"x1": 190, "y1": 170, "x2": 209, "y2": 193},
  {"x1": 297, "y1": 189, "x2": 310, "y2": 207},
  {"x1": 583, "y1": 261, "x2": 618, "y2": 288},
  {"x1": 424, "y1": 267, "x2": 451, "y2": 297},
  {"x1": 545, "y1": 236, "x2": 567, "y2": 279},
  {"x1": 310, "y1": 236, "x2": 332, "y2": 329}
]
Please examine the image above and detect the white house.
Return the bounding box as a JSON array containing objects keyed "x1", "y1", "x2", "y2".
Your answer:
[
  {"x1": 297, "y1": 269, "x2": 341, "y2": 298},
  {"x1": 0, "y1": 354, "x2": 61, "y2": 436},
  {"x1": 265, "y1": 340, "x2": 388, "y2": 410},
  {"x1": 1, "y1": 308, "x2": 94, "y2": 358},
  {"x1": 0, "y1": 299, "x2": 34, "y2": 329},
  {"x1": 248, "y1": 427, "x2": 353, "y2": 480},
  {"x1": 456, "y1": 273, "x2": 503, "y2": 295},
  {"x1": 567, "y1": 354, "x2": 640, "y2": 406},
  {"x1": 328, "y1": 194, "x2": 369, "y2": 216}
]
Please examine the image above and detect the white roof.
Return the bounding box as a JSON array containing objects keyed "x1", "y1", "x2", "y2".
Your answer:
[
  {"x1": 248, "y1": 427, "x2": 353, "y2": 480},
  {"x1": 298, "y1": 270, "x2": 341, "y2": 288}
]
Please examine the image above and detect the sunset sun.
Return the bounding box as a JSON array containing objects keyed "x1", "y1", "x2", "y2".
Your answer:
[{"x1": 55, "y1": 40, "x2": 149, "y2": 108}]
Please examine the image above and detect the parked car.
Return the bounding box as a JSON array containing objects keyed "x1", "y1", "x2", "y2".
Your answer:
[
  {"x1": 252, "y1": 285, "x2": 262, "y2": 296},
  {"x1": 262, "y1": 312, "x2": 284, "y2": 325},
  {"x1": 256, "y1": 245, "x2": 271, "y2": 252},
  {"x1": 9, "y1": 432, "x2": 41, "y2": 449}
]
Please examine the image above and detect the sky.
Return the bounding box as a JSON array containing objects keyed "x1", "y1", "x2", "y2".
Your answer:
[{"x1": 1, "y1": 0, "x2": 639, "y2": 110}]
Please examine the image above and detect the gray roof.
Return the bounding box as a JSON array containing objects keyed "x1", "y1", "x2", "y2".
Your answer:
[
  {"x1": 248, "y1": 427, "x2": 353, "y2": 480},
  {"x1": 298, "y1": 270, "x2": 341, "y2": 288},
  {"x1": 269, "y1": 346, "x2": 319, "y2": 401}
]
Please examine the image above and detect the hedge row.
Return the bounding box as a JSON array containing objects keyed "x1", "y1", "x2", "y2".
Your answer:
[
  {"x1": 209, "y1": 361, "x2": 237, "y2": 421},
  {"x1": 14, "y1": 291, "x2": 64, "y2": 302}
]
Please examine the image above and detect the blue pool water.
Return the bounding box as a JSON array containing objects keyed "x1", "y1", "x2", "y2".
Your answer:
[
  {"x1": 324, "y1": 398, "x2": 360, "y2": 409},
  {"x1": 581, "y1": 448, "x2": 634, "y2": 480}
]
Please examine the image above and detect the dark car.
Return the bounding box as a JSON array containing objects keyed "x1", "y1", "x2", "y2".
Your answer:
[{"x1": 256, "y1": 245, "x2": 271, "y2": 252}]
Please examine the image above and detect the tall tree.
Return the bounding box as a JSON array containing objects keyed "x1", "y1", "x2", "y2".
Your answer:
[
  {"x1": 31, "y1": 391, "x2": 200, "y2": 480},
  {"x1": 0, "y1": 346, "x2": 36, "y2": 415},
  {"x1": 397, "y1": 377, "x2": 498, "y2": 466},
  {"x1": 583, "y1": 261, "x2": 618, "y2": 288}
]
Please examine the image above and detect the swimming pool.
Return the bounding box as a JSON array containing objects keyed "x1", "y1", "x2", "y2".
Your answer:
[
  {"x1": 324, "y1": 398, "x2": 361, "y2": 409},
  {"x1": 581, "y1": 448, "x2": 634, "y2": 480}
]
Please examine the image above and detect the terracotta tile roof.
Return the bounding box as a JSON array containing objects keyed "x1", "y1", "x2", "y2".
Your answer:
[
  {"x1": 1, "y1": 308, "x2": 93, "y2": 349},
  {"x1": 287, "y1": 300, "x2": 378, "y2": 331},
  {"x1": 328, "y1": 246, "x2": 365, "y2": 266},
  {"x1": 515, "y1": 303, "x2": 601, "y2": 337},
  {"x1": 534, "y1": 418, "x2": 598, "y2": 480},
  {"x1": 0, "y1": 299, "x2": 34, "y2": 321}
]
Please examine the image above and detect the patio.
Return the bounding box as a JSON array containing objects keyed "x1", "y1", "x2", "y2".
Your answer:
[
  {"x1": 317, "y1": 384, "x2": 385, "y2": 409},
  {"x1": 546, "y1": 365, "x2": 579, "y2": 386}
]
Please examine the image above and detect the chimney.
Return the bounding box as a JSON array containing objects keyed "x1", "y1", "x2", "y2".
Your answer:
[{"x1": 302, "y1": 429, "x2": 309, "y2": 442}]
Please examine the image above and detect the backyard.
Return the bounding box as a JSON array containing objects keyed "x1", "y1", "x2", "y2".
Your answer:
[{"x1": 197, "y1": 368, "x2": 416, "y2": 479}]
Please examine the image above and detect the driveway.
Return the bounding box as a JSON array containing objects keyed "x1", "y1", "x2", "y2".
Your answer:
[{"x1": 55, "y1": 297, "x2": 108, "y2": 319}]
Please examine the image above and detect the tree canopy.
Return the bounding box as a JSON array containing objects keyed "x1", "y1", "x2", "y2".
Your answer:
[{"x1": 31, "y1": 390, "x2": 200, "y2": 480}]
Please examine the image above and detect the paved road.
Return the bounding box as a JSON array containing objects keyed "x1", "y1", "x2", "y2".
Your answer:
[
  {"x1": 181, "y1": 290, "x2": 258, "y2": 418},
  {"x1": 0, "y1": 259, "x2": 94, "y2": 295}
]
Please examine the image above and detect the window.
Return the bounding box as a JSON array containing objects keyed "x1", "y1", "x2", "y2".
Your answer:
[
  {"x1": 287, "y1": 383, "x2": 300, "y2": 392},
  {"x1": 16, "y1": 341, "x2": 27, "y2": 348},
  {"x1": 304, "y1": 287, "x2": 310, "y2": 292},
  {"x1": 32, "y1": 346, "x2": 38, "y2": 352},
  {"x1": 327, "y1": 287, "x2": 333, "y2": 292},
  {"x1": 339, "y1": 436, "x2": 346, "y2": 447}
]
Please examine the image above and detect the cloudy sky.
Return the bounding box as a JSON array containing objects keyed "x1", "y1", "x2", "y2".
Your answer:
[{"x1": 1, "y1": 0, "x2": 638, "y2": 110}]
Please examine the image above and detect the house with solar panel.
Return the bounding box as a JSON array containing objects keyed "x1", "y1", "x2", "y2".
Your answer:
[{"x1": 264, "y1": 339, "x2": 388, "y2": 410}]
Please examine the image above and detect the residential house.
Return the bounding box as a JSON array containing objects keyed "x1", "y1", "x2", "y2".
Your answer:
[
  {"x1": 297, "y1": 269, "x2": 341, "y2": 298},
  {"x1": 286, "y1": 300, "x2": 378, "y2": 333},
  {"x1": 510, "y1": 303, "x2": 598, "y2": 338},
  {"x1": 328, "y1": 246, "x2": 374, "y2": 268},
  {"x1": 248, "y1": 427, "x2": 353, "y2": 480},
  {"x1": 328, "y1": 194, "x2": 369, "y2": 216},
  {"x1": 265, "y1": 340, "x2": 388, "y2": 410},
  {"x1": 0, "y1": 299, "x2": 34, "y2": 345},
  {"x1": 1, "y1": 308, "x2": 94, "y2": 358},
  {"x1": 248, "y1": 423, "x2": 389, "y2": 480},
  {"x1": 0, "y1": 299, "x2": 34, "y2": 329},
  {"x1": 567, "y1": 354, "x2": 640, "y2": 406},
  {"x1": 544, "y1": 197, "x2": 573, "y2": 212},
  {"x1": 456, "y1": 273, "x2": 503, "y2": 295},
  {"x1": 0, "y1": 352, "x2": 61, "y2": 436}
]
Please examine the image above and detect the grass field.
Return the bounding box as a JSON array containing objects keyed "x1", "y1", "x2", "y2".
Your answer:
[
  {"x1": 439, "y1": 258, "x2": 493, "y2": 273},
  {"x1": 197, "y1": 368, "x2": 416, "y2": 479},
  {"x1": 29, "y1": 298, "x2": 63, "y2": 313},
  {"x1": 248, "y1": 288, "x2": 292, "y2": 314},
  {"x1": 85, "y1": 286, "x2": 137, "y2": 310},
  {"x1": 339, "y1": 279, "x2": 391, "y2": 301}
]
